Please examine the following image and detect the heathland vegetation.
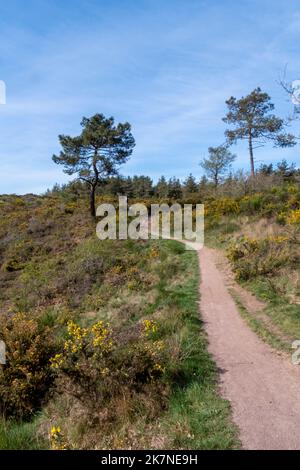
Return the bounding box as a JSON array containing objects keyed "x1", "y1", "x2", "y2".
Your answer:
[
  {"x1": 0, "y1": 86, "x2": 299, "y2": 449},
  {"x1": 0, "y1": 194, "x2": 237, "y2": 449}
]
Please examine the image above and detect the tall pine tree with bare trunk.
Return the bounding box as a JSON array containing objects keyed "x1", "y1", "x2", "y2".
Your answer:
[
  {"x1": 223, "y1": 88, "x2": 295, "y2": 176},
  {"x1": 53, "y1": 114, "x2": 135, "y2": 216}
]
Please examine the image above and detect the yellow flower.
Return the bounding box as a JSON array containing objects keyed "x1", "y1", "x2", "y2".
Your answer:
[
  {"x1": 50, "y1": 425, "x2": 67, "y2": 450},
  {"x1": 50, "y1": 425, "x2": 61, "y2": 437},
  {"x1": 92, "y1": 321, "x2": 113, "y2": 351},
  {"x1": 67, "y1": 320, "x2": 88, "y2": 340},
  {"x1": 142, "y1": 319, "x2": 158, "y2": 336},
  {"x1": 50, "y1": 353, "x2": 64, "y2": 369},
  {"x1": 286, "y1": 209, "x2": 300, "y2": 225},
  {"x1": 153, "y1": 363, "x2": 164, "y2": 372}
]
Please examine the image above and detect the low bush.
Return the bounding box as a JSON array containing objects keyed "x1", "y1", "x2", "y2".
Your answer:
[
  {"x1": 0, "y1": 312, "x2": 57, "y2": 419},
  {"x1": 227, "y1": 236, "x2": 297, "y2": 281},
  {"x1": 50, "y1": 319, "x2": 167, "y2": 420}
]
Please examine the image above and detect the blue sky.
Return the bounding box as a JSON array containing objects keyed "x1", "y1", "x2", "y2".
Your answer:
[{"x1": 0, "y1": 0, "x2": 300, "y2": 194}]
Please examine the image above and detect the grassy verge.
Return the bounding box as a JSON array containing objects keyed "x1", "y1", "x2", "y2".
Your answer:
[
  {"x1": 0, "y1": 417, "x2": 46, "y2": 450},
  {"x1": 230, "y1": 290, "x2": 290, "y2": 353},
  {"x1": 241, "y1": 279, "x2": 300, "y2": 345}
]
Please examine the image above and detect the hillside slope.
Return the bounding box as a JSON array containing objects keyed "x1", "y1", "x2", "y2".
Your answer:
[{"x1": 0, "y1": 194, "x2": 238, "y2": 450}]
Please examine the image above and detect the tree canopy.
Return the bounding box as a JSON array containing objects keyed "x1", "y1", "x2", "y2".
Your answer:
[
  {"x1": 52, "y1": 113, "x2": 135, "y2": 216},
  {"x1": 223, "y1": 88, "x2": 295, "y2": 176},
  {"x1": 200, "y1": 146, "x2": 236, "y2": 187}
]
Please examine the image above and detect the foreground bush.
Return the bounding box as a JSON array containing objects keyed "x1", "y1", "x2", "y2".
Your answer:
[
  {"x1": 0, "y1": 313, "x2": 56, "y2": 419},
  {"x1": 50, "y1": 319, "x2": 167, "y2": 419},
  {"x1": 227, "y1": 235, "x2": 297, "y2": 281}
]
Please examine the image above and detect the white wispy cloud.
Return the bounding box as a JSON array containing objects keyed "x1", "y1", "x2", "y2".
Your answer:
[{"x1": 0, "y1": 0, "x2": 299, "y2": 193}]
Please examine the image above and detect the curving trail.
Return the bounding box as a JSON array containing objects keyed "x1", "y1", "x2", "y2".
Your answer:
[{"x1": 198, "y1": 246, "x2": 300, "y2": 450}]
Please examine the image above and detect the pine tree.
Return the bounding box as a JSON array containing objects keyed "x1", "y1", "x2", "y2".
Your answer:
[
  {"x1": 183, "y1": 174, "x2": 198, "y2": 193},
  {"x1": 223, "y1": 88, "x2": 295, "y2": 176},
  {"x1": 155, "y1": 176, "x2": 169, "y2": 198},
  {"x1": 52, "y1": 114, "x2": 135, "y2": 216}
]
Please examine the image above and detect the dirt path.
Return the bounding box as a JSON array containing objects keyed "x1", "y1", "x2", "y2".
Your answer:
[{"x1": 199, "y1": 246, "x2": 300, "y2": 450}]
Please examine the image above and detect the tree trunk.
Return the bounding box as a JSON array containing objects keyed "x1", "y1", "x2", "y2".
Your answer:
[
  {"x1": 214, "y1": 174, "x2": 218, "y2": 188},
  {"x1": 90, "y1": 185, "x2": 96, "y2": 217},
  {"x1": 90, "y1": 154, "x2": 99, "y2": 217},
  {"x1": 249, "y1": 134, "x2": 255, "y2": 177}
]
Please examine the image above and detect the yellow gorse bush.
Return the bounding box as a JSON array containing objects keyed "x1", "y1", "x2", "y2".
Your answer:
[
  {"x1": 50, "y1": 319, "x2": 113, "y2": 370},
  {"x1": 0, "y1": 311, "x2": 57, "y2": 419},
  {"x1": 205, "y1": 197, "x2": 240, "y2": 218},
  {"x1": 91, "y1": 320, "x2": 113, "y2": 351},
  {"x1": 67, "y1": 320, "x2": 88, "y2": 340},
  {"x1": 227, "y1": 234, "x2": 297, "y2": 281},
  {"x1": 62, "y1": 321, "x2": 89, "y2": 354},
  {"x1": 49, "y1": 318, "x2": 167, "y2": 417},
  {"x1": 286, "y1": 209, "x2": 300, "y2": 225},
  {"x1": 140, "y1": 321, "x2": 165, "y2": 375}
]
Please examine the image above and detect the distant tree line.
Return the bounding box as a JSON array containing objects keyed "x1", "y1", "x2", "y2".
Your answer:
[
  {"x1": 51, "y1": 87, "x2": 299, "y2": 214},
  {"x1": 48, "y1": 158, "x2": 300, "y2": 201}
]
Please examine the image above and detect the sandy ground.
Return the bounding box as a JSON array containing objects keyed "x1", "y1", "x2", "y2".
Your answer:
[{"x1": 199, "y1": 246, "x2": 300, "y2": 450}]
